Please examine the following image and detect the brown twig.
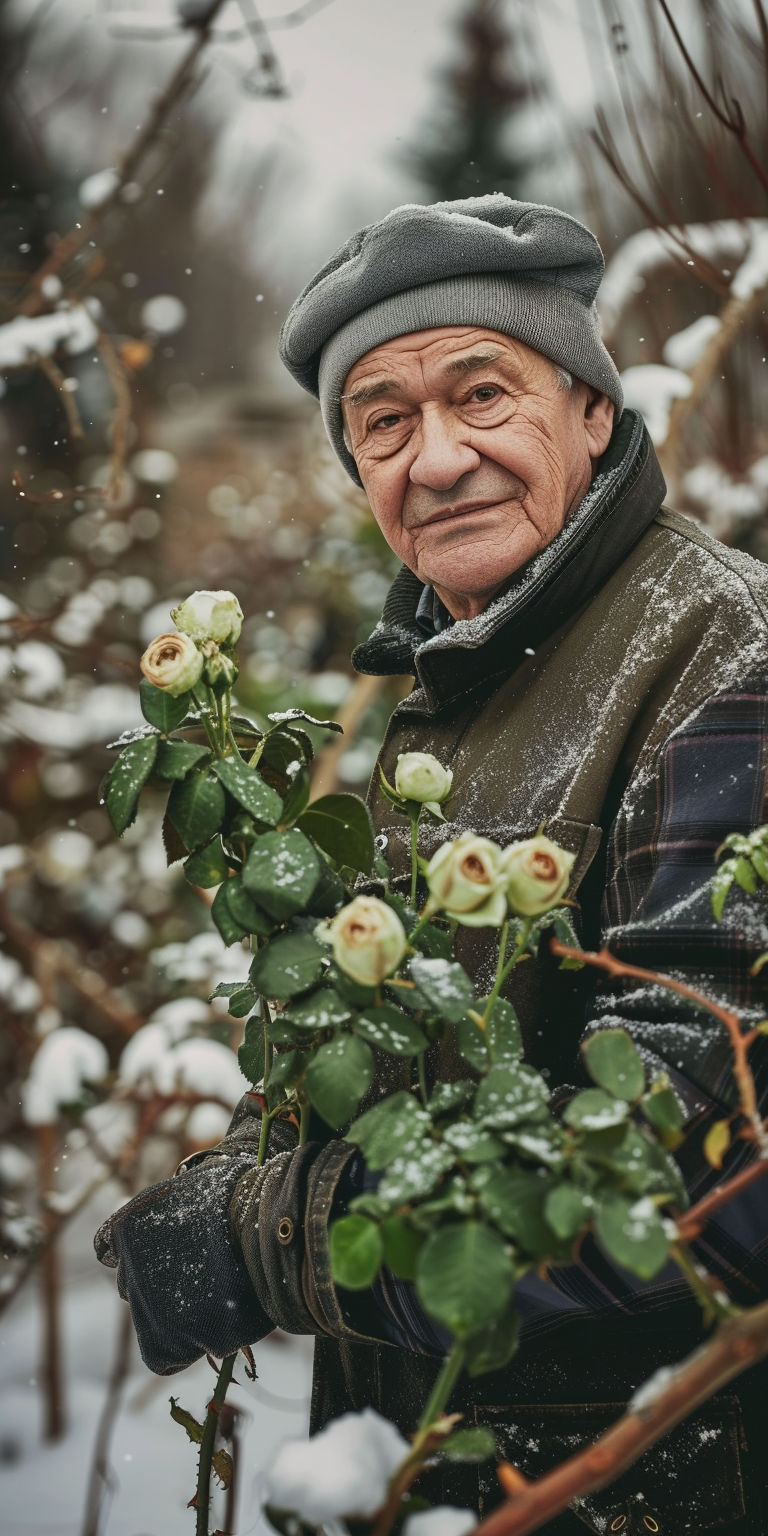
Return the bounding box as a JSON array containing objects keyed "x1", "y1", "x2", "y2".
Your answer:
[
  {"x1": 0, "y1": 896, "x2": 146, "y2": 1037},
  {"x1": 37, "y1": 353, "x2": 85, "y2": 440},
  {"x1": 96, "y1": 329, "x2": 134, "y2": 501},
  {"x1": 676, "y1": 1152, "x2": 768, "y2": 1240},
  {"x1": 549, "y1": 939, "x2": 767, "y2": 1150},
  {"x1": 475, "y1": 1297, "x2": 768, "y2": 1536}
]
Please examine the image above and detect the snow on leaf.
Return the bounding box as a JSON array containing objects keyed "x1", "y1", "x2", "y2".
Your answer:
[
  {"x1": 619, "y1": 364, "x2": 692, "y2": 446},
  {"x1": 0, "y1": 305, "x2": 99, "y2": 369},
  {"x1": 662, "y1": 314, "x2": 721, "y2": 372},
  {"x1": 22, "y1": 1028, "x2": 109, "y2": 1125}
]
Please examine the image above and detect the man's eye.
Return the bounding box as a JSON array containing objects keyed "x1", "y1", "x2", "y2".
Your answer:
[
  {"x1": 372, "y1": 413, "x2": 402, "y2": 430},
  {"x1": 472, "y1": 386, "x2": 499, "y2": 402}
]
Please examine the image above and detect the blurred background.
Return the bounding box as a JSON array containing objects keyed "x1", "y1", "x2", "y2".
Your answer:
[{"x1": 1, "y1": 1, "x2": 767, "y2": 1532}]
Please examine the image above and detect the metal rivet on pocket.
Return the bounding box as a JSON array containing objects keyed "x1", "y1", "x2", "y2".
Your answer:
[
  {"x1": 277, "y1": 1216, "x2": 294, "y2": 1245},
  {"x1": 610, "y1": 1520, "x2": 627, "y2": 1533},
  {"x1": 642, "y1": 1521, "x2": 659, "y2": 1533}
]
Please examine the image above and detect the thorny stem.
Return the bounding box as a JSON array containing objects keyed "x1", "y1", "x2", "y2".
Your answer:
[
  {"x1": 416, "y1": 1337, "x2": 466, "y2": 1432},
  {"x1": 195, "y1": 1352, "x2": 236, "y2": 1536},
  {"x1": 550, "y1": 939, "x2": 768, "y2": 1153},
  {"x1": 410, "y1": 813, "x2": 420, "y2": 908},
  {"x1": 668, "y1": 1240, "x2": 739, "y2": 1323}
]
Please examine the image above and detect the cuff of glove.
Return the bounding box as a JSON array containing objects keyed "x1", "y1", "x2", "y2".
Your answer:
[{"x1": 232, "y1": 1140, "x2": 390, "y2": 1345}]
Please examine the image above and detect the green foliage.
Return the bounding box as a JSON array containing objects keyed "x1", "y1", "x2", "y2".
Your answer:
[
  {"x1": 474, "y1": 1062, "x2": 550, "y2": 1128},
  {"x1": 223, "y1": 876, "x2": 274, "y2": 937},
  {"x1": 712, "y1": 825, "x2": 768, "y2": 918},
  {"x1": 353, "y1": 1005, "x2": 429, "y2": 1056},
  {"x1": 416, "y1": 1221, "x2": 514, "y2": 1336},
  {"x1": 347, "y1": 1092, "x2": 430, "y2": 1169},
  {"x1": 544, "y1": 1182, "x2": 594, "y2": 1241},
  {"x1": 168, "y1": 769, "x2": 226, "y2": 850},
  {"x1": 280, "y1": 987, "x2": 352, "y2": 1033},
  {"x1": 183, "y1": 837, "x2": 229, "y2": 888},
  {"x1": 464, "y1": 1308, "x2": 520, "y2": 1377},
  {"x1": 595, "y1": 1192, "x2": 670, "y2": 1279},
  {"x1": 140, "y1": 678, "x2": 190, "y2": 732},
  {"x1": 106, "y1": 735, "x2": 158, "y2": 835},
  {"x1": 169, "y1": 1397, "x2": 204, "y2": 1444},
  {"x1": 243, "y1": 829, "x2": 321, "y2": 920},
  {"x1": 642, "y1": 1076, "x2": 685, "y2": 1148},
  {"x1": 212, "y1": 755, "x2": 283, "y2": 826},
  {"x1": 380, "y1": 1214, "x2": 424, "y2": 1280},
  {"x1": 329, "y1": 1214, "x2": 383, "y2": 1290},
  {"x1": 304, "y1": 1034, "x2": 375, "y2": 1128},
  {"x1": 238, "y1": 1015, "x2": 265, "y2": 1086},
  {"x1": 409, "y1": 956, "x2": 475, "y2": 1022},
  {"x1": 249, "y1": 931, "x2": 326, "y2": 1001},
  {"x1": 154, "y1": 740, "x2": 210, "y2": 780},
  {"x1": 563, "y1": 1089, "x2": 629, "y2": 1132},
  {"x1": 210, "y1": 980, "x2": 257, "y2": 1019},
  {"x1": 582, "y1": 1029, "x2": 646, "y2": 1102},
  {"x1": 297, "y1": 793, "x2": 375, "y2": 874},
  {"x1": 210, "y1": 882, "x2": 249, "y2": 946},
  {"x1": 280, "y1": 765, "x2": 311, "y2": 825},
  {"x1": 442, "y1": 1426, "x2": 497, "y2": 1463}
]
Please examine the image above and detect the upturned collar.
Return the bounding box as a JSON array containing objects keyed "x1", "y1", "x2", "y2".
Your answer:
[{"x1": 352, "y1": 409, "x2": 666, "y2": 714}]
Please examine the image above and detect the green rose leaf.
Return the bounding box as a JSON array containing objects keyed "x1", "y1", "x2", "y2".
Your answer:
[
  {"x1": 501, "y1": 1123, "x2": 565, "y2": 1171},
  {"x1": 168, "y1": 769, "x2": 226, "y2": 851},
  {"x1": 442, "y1": 1120, "x2": 505, "y2": 1164},
  {"x1": 735, "y1": 855, "x2": 758, "y2": 894},
  {"x1": 305, "y1": 1034, "x2": 375, "y2": 1128},
  {"x1": 484, "y1": 996, "x2": 523, "y2": 1062},
  {"x1": 442, "y1": 1427, "x2": 497, "y2": 1462},
  {"x1": 139, "y1": 677, "x2": 190, "y2": 733},
  {"x1": 211, "y1": 883, "x2": 248, "y2": 947},
  {"x1": 212, "y1": 755, "x2": 283, "y2": 827},
  {"x1": 456, "y1": 1015, "x2": 490, "y2": 1072},
  {"x1": 184, "y1": 837, "x2": 229, "y2": 888},
  {"x1": 582, "y1": 1029, "x2": 645, "y2": 1102},
  {"x1": 642, "y1": 1078, "x2": 684, "y2": 1148},
  {"x1": 162, "y1": 809, "x2": 187, "y2": 866},
  {"x1": 306, "y1": 856, "x2": 347, "y2": 918},
  {"x1": 470, "y1": 1164, "x2": 555, "y2": 1256},
  {"x1": 346, "y1": 1091, "x2": 430, "y2": 1169},
  {"x1": 411, "y1": 921, "x2": 453, "y2": 960},
  {"x1": 353, "y1": 1005, "x2": 429, "y2": 1057},
  {"x1": 238, "y1": 1015, "x2": 265, "y2": 1085},
  {"x1": 297, "y1": 793, "x2": 375, "y2": 875},
  {"x1": 474, "y1": 1063, "x2": 550, "y2": 1129},
  {"x1": 377, "y1": 1141, "x2": 455, "y2": 1207},
  {"x1": 409, "y1": 957, "x2": 475, "y2": 1023},
  {"x1": 210, "y1": 980, "x2": 257, "y2": 1019},
  {"x1": 711, "y1": 864, "x2": 736, "y2": 921},
  {"x1": 329, "y1": 1214, "x2": 383, "y2": 1290},
  {"x1": 563, "y1": 1088, "x2": 629, "y2": 1132},
  {"x1": 595, "y1": 1191, "x2": 670, "y2": 1280},
  {"x1": 544, "y1": 1182, "x2": 594, "y2": 1241},
  {"x1": 266, "y1": 1048, "x2": 306, "y2": 1107},
  {"x1": 243, "y1": 829, "x2": 321, "y2": 921},
  {"x1": 549, "y1": 907, "x2": 585, "y2": 968},
  {"x1": 269, "y1": 707, "x2": 343, "y2": 733},
  {"x1": 586, "y1": 1124, "x2": 687, "y2": 1205},
  {"x1": 416, "y1": 1222, "x2": 514, "y2": 1337},
  {"x1": 279, "y1": 765, "x2": 312, "y2": 826},
  {"x1": 380, "y1": 1214, "x2": 424, "y2": 1281},
  {"x1": 106, "y1": 735, "x2": 158, "y2": 836},
  {"x1": 280, "y1": 987, "x2": 352, "y2": 1033},
  {"x1": 464, "y1": 1308, "x2": 520, "y2": 1378},
  {"x1": 249, "y1": 931, "x2": 326, "y2": 1001},
  {"x1": 154, "y1": 741, "x2": 210, "y2": 781},
  {"x1": 224, "y1": 876, "x2": 274, "y2": 937},
  {"x1": 428, "y1": 1081, "x2": 475, "y2": 1119}
]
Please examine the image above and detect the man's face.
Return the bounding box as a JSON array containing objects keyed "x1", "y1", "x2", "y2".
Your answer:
[{"x1": 342, "y1": 327, "x2": 615, "y2": 621}]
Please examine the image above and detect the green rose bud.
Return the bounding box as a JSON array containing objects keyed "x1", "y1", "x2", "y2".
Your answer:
[
  {"x1": 425, "y1": 832, "x2": 507, "y2": 928},
  {"x1": 501, "y1": 835, "x2": 576, "y2": 916},
  {"x1": 171, "y1": 589, "x2": 243, "y2": 647},
  {"x1": 394, "y1": 752, "x2": 453, "y2": 813},
  {"x1": 140, "y1": 632, "x2": 203, "y2": 696},
  {"x1": 204, "y1": 648, "x2": 239, "y2": 693},
  {"x1": 325, "y1": 895, "x2": 407, "y2": 987}
]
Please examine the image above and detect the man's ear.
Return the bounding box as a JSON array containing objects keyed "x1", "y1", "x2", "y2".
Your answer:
[{"x1": 583, "y1": 390, "x2": 614, "y2": 462}]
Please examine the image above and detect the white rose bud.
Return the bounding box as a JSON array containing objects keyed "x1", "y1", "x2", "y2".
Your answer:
[
  {"x1": 326, "y1": 896, "x2": 407, "y2": 987},
  {"x1": 171, "y1": 589, "x2": 243, "y2": 647},
  {"x1": 395, "y1": 752, "x2": 453, "y2": 813},
  {"x1": 140, "y1": 632, "x2": 203, "y2": 696},
  {"x1": 425, "y1": 833, "x2": 507, "y2": 928},
  {"x1": 501, "y1": 835, "x2": 576, "y2": 916}
]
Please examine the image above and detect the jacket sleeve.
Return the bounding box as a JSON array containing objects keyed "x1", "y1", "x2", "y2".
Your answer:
[{"x1": 569, "y1": 680, "x2": 768, "y2": 1308}]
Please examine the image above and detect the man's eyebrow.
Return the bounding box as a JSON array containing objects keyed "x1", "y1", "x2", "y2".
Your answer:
[
  {"x1": 443, "y1": 349, "x2": 504, "y2": 376},
  {"x1": 340, "y1": 379, "x2": 401, "y2": 407}
]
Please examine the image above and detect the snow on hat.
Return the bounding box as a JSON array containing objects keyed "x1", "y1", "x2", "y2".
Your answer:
[{"x1": 279, "y1": 194, "x2": 623, "y2": 484}]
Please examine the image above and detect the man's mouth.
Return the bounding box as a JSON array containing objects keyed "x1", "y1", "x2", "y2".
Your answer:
[{"x1": 412, "y1": 498, "x2": 502, "y2": 529}]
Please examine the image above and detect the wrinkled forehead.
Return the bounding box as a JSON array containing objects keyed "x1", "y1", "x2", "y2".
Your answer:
[{"x1": 342, "y1": 325, "x2": 539, "y2": 403}]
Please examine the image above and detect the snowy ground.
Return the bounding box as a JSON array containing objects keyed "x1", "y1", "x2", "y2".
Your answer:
[{"x1": 0, "y1": 1179, "x2": 314, "y2": 1536}]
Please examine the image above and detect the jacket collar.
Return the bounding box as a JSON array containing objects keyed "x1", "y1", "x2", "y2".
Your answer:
[{"x1": 352, "y1": 409, "x2": 666, "y2": 714}]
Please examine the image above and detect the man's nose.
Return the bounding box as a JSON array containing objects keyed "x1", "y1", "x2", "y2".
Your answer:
[{"x1": 408, "y1": 407, "x2": 481, "y2": 490}]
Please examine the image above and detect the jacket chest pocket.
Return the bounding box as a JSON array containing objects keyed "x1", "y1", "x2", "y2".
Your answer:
[{"x1": 475, "y1": 1396, "x2": 746, "y2": 1532}]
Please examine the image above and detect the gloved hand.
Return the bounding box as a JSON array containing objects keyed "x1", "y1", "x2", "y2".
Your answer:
[{"x1": 94, "y1": 1100, "x2": 297, "y2": 1374}]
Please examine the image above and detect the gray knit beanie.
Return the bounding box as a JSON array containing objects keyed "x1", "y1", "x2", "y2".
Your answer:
[{"x1": 279, "y1": 194, "x2": 623, "y2": 485}]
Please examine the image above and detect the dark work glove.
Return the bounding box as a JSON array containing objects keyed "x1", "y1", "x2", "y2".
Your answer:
[{"x1": 94, "y1": 1102, "x2": 297, "y2": 1375}]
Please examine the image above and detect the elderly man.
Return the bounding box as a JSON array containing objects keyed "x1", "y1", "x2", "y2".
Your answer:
[{"x1": 97, "y1": 199, "x2": 768, "y2": 1533}]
